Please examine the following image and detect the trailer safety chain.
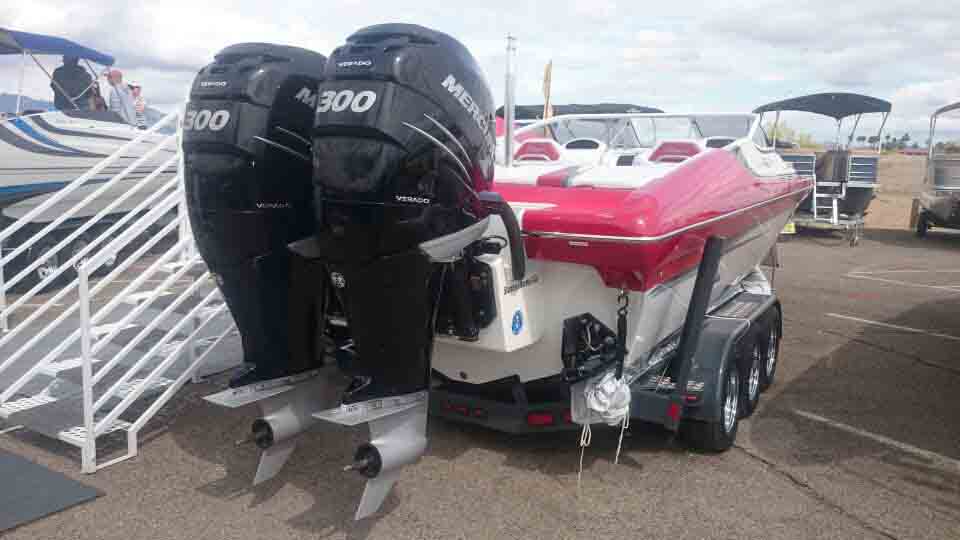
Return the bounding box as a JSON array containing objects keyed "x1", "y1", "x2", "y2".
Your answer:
[{"x1": 615, "y1": 288, "x2": 629, "y2": 380}]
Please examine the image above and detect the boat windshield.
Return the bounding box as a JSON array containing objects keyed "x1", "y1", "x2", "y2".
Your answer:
[
  {"x1": 550, "y1": 118, "x2": 640, "y2": 148},
  {"x1": 510, "y1": 113, "x2": 758, "y2": 155}
]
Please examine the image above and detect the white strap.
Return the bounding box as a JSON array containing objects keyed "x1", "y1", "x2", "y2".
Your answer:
[
  {"x1": 614, "y1": 414, "x2": 630, "y2": 465},
  {"x1": 577, "y1": 423, "x2": 592, "y2": 491}
]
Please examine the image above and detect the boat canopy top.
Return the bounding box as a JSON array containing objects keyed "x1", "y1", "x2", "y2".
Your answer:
[
  {"x1": 753, "y1": 92, "x2": 891, "y2": 121},
  {"x1": 497, "y1": 103, "x2": 663, "y2": 120},
  {"x1": 0, "y1": 27, "x2": 115, "y2": 66},
  {"x1": 933, "y1": 101, "x2": 960, "y2": 119}
]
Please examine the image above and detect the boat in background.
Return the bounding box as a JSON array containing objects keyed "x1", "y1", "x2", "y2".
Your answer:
[
  {"x1": 0, "y1": 28, "x2": 177, "y2": 283},
  {"x1": 916, "y1": 101, "x2": 960, "y2": 237},
  {"x1": 754, "y1": 92, "x2": 891, "y2": 245}
]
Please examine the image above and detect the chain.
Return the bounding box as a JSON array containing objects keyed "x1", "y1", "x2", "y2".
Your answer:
[{"x1": 617, "y1": 288, "x2": 629, "y2": 318}]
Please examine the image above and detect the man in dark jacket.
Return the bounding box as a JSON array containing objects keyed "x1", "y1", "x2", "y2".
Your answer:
[{"x1": 51, "y1": 56, "x2": 92, "y2": 110}]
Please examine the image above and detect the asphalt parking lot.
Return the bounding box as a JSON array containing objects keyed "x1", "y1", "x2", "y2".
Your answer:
[{"x1": 2, "y1": 228, "x2": 959, "y2": 540}]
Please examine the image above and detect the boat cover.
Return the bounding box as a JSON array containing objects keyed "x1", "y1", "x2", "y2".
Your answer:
[
  {"x1": 0, "y1": 28, "x2": 115, "y2": 66},
  {"x1": 753, "y1": 92, "x2": 891, "y2": 120},
  {"x1": 497, "y1": 103, "x2": 663, "y2": 119}
]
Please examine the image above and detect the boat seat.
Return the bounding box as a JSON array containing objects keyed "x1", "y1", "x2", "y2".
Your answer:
[
  {"x1": 648, "y1": 140, "x2": 703, "y2": 163},
  {"x1": 514, "y1": 138, "x2": 563, "y2": 162}
]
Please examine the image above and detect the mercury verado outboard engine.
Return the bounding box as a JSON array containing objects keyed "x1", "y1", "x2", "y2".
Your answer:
[
  {"x1": 183, "y1": 43, "x2": 327, "y2": 385},
  {"x1": 299, "y1": 24, "x2": 524, "y2": 519}
]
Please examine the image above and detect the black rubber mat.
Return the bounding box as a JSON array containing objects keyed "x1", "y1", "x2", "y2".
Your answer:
[{"x1": 0, "y1": 448, "x2": 102, "y2": 532}]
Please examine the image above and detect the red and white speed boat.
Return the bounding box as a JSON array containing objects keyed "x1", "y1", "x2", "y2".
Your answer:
[
  {"x1": 192, "y1": 27, "x2": 813, "y2": 520},
  {"x1": 431, "y1": 111, "x2": 811, "y2": 442}
]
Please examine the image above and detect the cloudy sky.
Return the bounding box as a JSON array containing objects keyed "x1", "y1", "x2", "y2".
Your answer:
[{"x1": 2, "y1": 0, "x2": 958, "y2": 141}]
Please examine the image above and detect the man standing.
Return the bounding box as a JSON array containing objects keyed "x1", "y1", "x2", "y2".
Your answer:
[
  {"x1": 129, "y1": 81, "x2": 147, "y2": 129},
  {"x1": 107, "y1": 69, "x2": 136, "y2": 125},
  {"x1": 51, "y1": 56, "x2": 92, "y2": 110}
]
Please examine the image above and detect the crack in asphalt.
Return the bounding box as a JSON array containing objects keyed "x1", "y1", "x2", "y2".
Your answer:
[
  {"x1": 785, "y1": 317, "x2": 960, "y2": 376},
  {"x1": 734, "y1": 444, "x2": 901, "y2": 540}
]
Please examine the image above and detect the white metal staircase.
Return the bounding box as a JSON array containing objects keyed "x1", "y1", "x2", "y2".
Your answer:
[{"x1": 0, "y1": 110, "x2": 241, "y2": 473}]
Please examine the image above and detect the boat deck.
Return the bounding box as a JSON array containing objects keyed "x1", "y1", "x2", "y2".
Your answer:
[{"x1": 2, "y1": 229, "x2": 960, "y2": 540}]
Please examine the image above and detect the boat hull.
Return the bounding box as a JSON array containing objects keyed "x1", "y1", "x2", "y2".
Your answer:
[
  {"x1": 433, "y1": 149, "x2": 810, "y2": 384},
  {"x1": 0, "y1": 111, "x2": 177, "y2": 224}
]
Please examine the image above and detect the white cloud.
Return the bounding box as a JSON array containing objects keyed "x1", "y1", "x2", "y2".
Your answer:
[{"x1": 1, "y1": 0, "x2": 956, "y2": 141}]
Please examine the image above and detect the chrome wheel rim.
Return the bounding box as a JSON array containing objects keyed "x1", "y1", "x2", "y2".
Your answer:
[
  {"x1": 71, "y1": 239, "x2": 90, "y2": 271},
  {"x1": 766, "y1": 325, "x2": 778, "y2": 375},
  {"x1": 35, "y1": 245, "x2": 58, "y2": 281},
  {"x1": 749, "y1": 344, "x2": 761, "y2": 401},
  {"x1": 723, "y1": 368, "x2": 739, "y2": 433}
]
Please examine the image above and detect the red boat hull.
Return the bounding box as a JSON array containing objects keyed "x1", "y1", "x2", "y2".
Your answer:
[{"x1": 495, "y1": 149, "x2": 811, "y2": 291}]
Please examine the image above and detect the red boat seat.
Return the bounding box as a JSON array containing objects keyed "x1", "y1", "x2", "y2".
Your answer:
[
  {"x1": 648, "y1": 140, "x2": 703, "y2": 163},
  {"x1": 514, "y1": 138, "x2": 563, "y2": 162}
]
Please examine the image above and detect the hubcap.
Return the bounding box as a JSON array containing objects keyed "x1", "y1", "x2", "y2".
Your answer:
[
  {"x1": 766, "y1": 325, "x2": 778, "y2": 375},
  {"x1": 749, "y1": 344, "x2": 761, "y2": 400},
  {"x1": 71, "y1": 240, "x2": 90, "y2": 271},
  {"x1": 35, "y1": 244, "x2": 58, "y2": 281},
  {"x1": 723, "y1": 368, "x2": 739, "y2": 433}
]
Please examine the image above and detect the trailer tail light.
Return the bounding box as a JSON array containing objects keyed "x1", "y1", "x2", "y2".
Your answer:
[
  {"x1": 472, "y1": 408, "x2": 487, "y2": 419},
  {"x1": 563, "y1": 409, "x2": 572, "y2": 423},
  {"x1": 526, "y1": 411, "x2": 555, "y2": 426},
  {"x1": 443, "y1": 401, "x2": 471, "y2": 416},
  {"x1": 666, "y1": 402, "x2": 681, "y2": 422}
]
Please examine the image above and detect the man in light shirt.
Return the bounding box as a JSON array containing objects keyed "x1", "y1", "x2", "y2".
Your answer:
[{"x1": 106, "y1": 69, "x2": 136, "y2": 125}]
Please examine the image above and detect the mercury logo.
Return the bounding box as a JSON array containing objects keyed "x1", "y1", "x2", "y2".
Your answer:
[
  {"x1": 395, "y1": 195, "x2": 431, "y2": 204},
  {"x1": 441, "y1": 74, "x2": 489, "y2": 132}
]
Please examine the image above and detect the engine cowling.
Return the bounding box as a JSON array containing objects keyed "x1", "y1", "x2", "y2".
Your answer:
[
  {"x1": 183, "y1": 43, "x2": 327, "y2": 384},
  {"x1": 310, "y1": 24, "x2": 496, "y2": 402}
]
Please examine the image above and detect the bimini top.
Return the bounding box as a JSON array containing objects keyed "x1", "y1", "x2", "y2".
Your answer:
[
  {"x1": 934, "y1": 101, "x2": 960, "y2": 118},
  {"x1": 753, "y1": 92, "x2": 891, "y2": 121},
  {"x1": 0, "y1": 28, "x2": 115, "y2": 66},
  {"x1": 497, "y1": 103, "x2": 663, "y2": 120}
]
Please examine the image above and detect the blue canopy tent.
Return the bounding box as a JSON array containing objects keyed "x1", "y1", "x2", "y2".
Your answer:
[{"x1": 0, "y1": 28, "x2": 115, "y2": 114}]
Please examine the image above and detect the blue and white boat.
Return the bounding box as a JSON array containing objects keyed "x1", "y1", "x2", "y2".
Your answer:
[{"x1": 0, "y1": 28, "x2": 177, "y2": 224}]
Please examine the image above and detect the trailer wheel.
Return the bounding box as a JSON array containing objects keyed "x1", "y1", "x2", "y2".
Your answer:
[
  {"x1": 681, "y1": 353, "x2": 740, "y2": 452},
  {"x1": 27, "y1": 236, "x2": 62, "y2": 289},
  {"x1": 90, "y1": 226, "x2": 120, "y2": 275},
  {"x1": 739, "y1": 339, "x2": 762, "y2": 417},
  {"x1": 916, "y1": 213, "x2": 929, "y2": 238},
  {"x1": 760, "y1": 308, "x2": 781, "y2": 392}
]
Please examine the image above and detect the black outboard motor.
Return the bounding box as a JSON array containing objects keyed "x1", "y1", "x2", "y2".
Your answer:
[
  {"x1": 183, "y1": 43, "x2": 327, "y2": 385},
  {"x1": 309, "y1": 24, "x2": 505, "y2": 403}
]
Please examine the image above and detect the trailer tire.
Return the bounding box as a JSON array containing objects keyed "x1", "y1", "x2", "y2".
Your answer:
[
  {"x1": 26, "y1": 236, "x2": 63, "y2": 290},
  {"x1": 739, "y1": 338, "x2": 762, "y2": 417},
  {"x1": 681, "y1": 353, "x2": 739, "y2": 452},
  {"x1": 760, "y1": 307, "x2": 781, "y2": 392}
]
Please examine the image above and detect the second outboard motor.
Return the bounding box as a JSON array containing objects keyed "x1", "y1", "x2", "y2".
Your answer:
[
  {"x1": 183, "y1": 43, "x2": 327, "y2": 385},
  {"x1": 310, "y1": 24, "x2": 499, "y2": 402},
  {"x1": 301, "y1": 24, "x2": 526, "y2": 519}
]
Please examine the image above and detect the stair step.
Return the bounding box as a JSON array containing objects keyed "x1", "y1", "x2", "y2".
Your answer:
[
  {"x1": 39, "y1": 357, "x2": 106, "y2": 377},
  {"x1": 92, "y1": 322, "x2": 138, "y2": 338},
  {"x1": 0, "y1": 394, "x2": 58, "y2": 419},
  {"x1": 122, "y1": 291, "x2": 173, "y2": 306},
  {"x1": 159, "y1": 260, "x2": 208, "y2": 277},
  {"x1": 7, "y1": 375, "x2": 176, "y2": 444},
  {"x1": 58, "y1": 420, "x2": 132, "y2": 447}
]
